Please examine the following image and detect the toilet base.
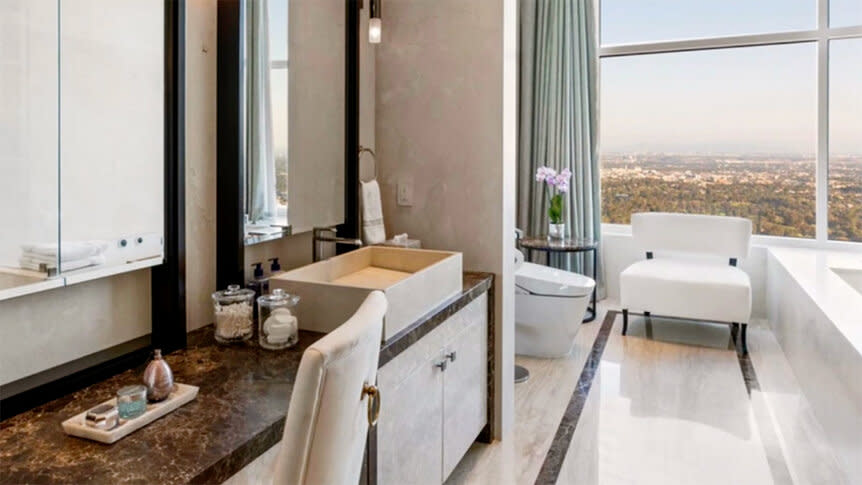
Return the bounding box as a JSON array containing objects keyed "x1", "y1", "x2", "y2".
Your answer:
[
  {"x1": 515, "y1": 292, "x2": 591, "y2": 358},
  {"x1": 514, "y1": 365, "x2": 530, "y2": 383}
]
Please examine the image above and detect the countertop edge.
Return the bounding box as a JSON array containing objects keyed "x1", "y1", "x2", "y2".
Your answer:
[{"x1": 378, "y1": 272, "x2": 493, "y2": 367}]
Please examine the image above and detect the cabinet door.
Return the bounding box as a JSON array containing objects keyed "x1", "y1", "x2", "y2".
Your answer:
[
  {"x1": 377, "y1": 355, "x2": 444, "y2": 485},
  {"x1": 442, "y1": 317, "x2": 488, "y2": 478}
]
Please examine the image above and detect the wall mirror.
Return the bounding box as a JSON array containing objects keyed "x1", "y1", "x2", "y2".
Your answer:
[
  {"x1": 239, "y1": 0, "x2": 346, "y2": 245},
  {"x1": 0, "y1": 0, "x2": 166, "y2": 301}
]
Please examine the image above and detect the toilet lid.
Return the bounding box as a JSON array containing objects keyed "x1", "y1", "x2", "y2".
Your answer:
[{"x1": 515, "y1": 262, "x2": 595, "y2": 297}]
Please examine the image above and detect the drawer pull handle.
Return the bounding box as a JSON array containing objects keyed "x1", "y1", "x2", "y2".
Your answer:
[
  {"x1": 435, "y1": 360, "x2": 448, "y2": 372},
  {"x1": 362, "y1": 383, "x2": 381, "y2": 427},
  {"x1": 446, "y1": 351, "x2": 457, "y2": 362}
]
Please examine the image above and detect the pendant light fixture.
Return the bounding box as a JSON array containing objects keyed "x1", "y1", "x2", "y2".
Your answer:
[{"x1": 369, "y1": 0, "x2": 382, "y2": 43}]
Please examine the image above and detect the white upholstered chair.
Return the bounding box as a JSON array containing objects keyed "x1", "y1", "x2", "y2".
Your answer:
[
  {"x1": 620, "y1": 213, "x2": 752, "y2": 353},
  {"x1": 273, "y1": 291, "x2": 387, "y2": 485}
]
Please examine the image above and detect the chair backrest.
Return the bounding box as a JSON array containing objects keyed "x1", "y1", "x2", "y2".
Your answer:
[
  {"x1": 631, "y1": 212, "x2": 752, "y2": 259},
  {"x1": 273, "y1": 291, "x2": 387, "y2": 485}
]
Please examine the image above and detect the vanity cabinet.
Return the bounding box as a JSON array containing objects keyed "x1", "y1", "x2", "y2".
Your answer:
[{"x1": 376, "y1": 294, "x2": 488, "y2": 485}]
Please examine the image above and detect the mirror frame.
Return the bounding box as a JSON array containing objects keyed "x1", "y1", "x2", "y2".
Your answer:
[{"x1": 216, "y1": 0, "x2": 360, "y2": 289}]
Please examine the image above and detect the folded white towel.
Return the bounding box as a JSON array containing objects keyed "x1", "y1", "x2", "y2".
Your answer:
[
  {"x1": 19, "y1": 254, "x2": 106, "y2": 272},
  {"x1": 246, "y1": 224, "x2": 285, "y2": 235},
  {"x1": 19, "y1": 253, "x2": 59, "y2": 265},
  {"x1": 21, "y1": 241, "x2": 109, "y2": 262},
  {"x1": 360, "y1": 179, "x2": 386, "y2": 245}
]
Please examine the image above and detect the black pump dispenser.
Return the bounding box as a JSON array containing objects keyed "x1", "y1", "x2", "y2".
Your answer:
[
  {"x1": 268, "y1": 257, "x2": 281, "y2": 272},
  {"x1": 252, "y1": 262, "x2": 264, "y2": 279}
]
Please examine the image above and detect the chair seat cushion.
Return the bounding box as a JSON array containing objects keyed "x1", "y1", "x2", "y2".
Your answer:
[{"x1": 620, "y1": 259, "x2": 752, "y2": 323}]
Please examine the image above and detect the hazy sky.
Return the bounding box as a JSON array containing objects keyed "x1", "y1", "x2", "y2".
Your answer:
[{"x1": 600, "y1": 0, "x2": 862, "y2": 156}]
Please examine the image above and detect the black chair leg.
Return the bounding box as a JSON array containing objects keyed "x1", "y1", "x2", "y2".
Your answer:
[
  {"x1": 622, "y1": 309, "x2": 629, "y2": 335},
  {"x1": 739, "y1": 323, "x2": 748, "y2": 355}
]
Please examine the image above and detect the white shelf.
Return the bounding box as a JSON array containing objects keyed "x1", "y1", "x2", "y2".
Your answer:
[
  {"x1": 0, "y1": 278, "x2": 66, "y2": 302},
  {"x1": 63, "y1": 257, "x2": 164, "y2": 286}
]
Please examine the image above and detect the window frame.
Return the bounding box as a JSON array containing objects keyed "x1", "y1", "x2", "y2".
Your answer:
[{"x1": 599, "y1": 0, "x2": 862, "y2": 246}]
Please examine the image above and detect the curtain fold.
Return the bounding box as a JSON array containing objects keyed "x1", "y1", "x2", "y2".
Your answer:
[
  {"x1": 518, "y1": 0, "x2": 603, "y2": 292},
  {"x1": 248, "y1": 0, "x2": 277, "y2": 223}
]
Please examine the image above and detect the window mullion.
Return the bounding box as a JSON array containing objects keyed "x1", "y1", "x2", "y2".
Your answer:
[
  {"x1": 816, "y1": 0, "x2": 829, "y2": 243},
  {"x1": 816, "y1": 38, "x2": 830, "y2": 243}
]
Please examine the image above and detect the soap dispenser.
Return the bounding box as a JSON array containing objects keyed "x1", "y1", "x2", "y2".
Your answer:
[
  {"x1": 268, "y1": 257, "x2": 282, "y2": 277},
  {"x1": 249, "y1": 262, "x2": 268, "y2": 289},
  {"x1": 248, "y1": 262, "x2": 269, "y2": 320}
]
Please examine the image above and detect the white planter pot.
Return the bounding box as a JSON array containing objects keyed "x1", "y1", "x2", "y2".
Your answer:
[{"x1": 548, "y1": 223, "x2": 565, "y2": 239}]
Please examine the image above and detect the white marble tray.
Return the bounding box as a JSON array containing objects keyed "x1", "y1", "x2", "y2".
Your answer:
[{"x1": 61, "y1": 383, "x2": 199, "y2": 444}]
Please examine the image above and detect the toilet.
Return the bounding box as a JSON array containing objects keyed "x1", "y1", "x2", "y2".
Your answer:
[{"x1": 515, "y1": 250, "x2": 596, "y2": 358}]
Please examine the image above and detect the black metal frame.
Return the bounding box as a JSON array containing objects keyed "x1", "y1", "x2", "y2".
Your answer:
[
  {"x1": 621, "y1": 251, "x2": 748, "y2": 355},
  {"x1": 216, "y1": 0, "x2": 360, "y2": 284},
  {"x1": 0, "y1": 0, "x2": 186, "y2": 420},
  {"x1": 217, "y1": 0, "x2": 246, "y2": 290},
  {"x1": 339, "y1": 0, "x2": 361, "y2": 242},
  {"x1": 153, "y1": 0, "x2": 188, "y2": 356}
]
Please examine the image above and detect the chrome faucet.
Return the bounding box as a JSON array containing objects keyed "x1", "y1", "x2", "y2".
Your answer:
[{"x1": 312, "y1": 226, "x2": 363, "y2": 262}]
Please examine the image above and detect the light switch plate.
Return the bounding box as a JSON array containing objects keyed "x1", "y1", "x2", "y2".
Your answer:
[{"x1": 397, "y1": 180, "x2": 414, "y2": 207}]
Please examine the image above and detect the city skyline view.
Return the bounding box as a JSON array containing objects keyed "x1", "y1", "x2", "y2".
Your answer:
[{"x1": 601, "y1": 152, "x2": 862, "y2": 241}]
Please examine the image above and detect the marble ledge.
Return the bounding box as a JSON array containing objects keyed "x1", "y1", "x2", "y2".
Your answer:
[{"x1": 379, "y1": 271, "x2": 493, "y2": 367}]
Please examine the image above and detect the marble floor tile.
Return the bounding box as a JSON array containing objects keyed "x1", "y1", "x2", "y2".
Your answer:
[
  {"x1": 447, "y1": 307, "x2": 851, "y2": 485},
  {"x1": 557, "y1": 314, "x2": 773, "y2": 485},
  {"x1": 445, "y1": 305, "x2": 608, "y2": 485}
]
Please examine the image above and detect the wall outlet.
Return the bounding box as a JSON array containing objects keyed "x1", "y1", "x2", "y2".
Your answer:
[{"x1": 397, "y1": 180, "x2": 414, "y2": 207}]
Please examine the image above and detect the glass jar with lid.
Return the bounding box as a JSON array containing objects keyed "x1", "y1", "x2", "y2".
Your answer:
[
  {"x1": 257, "y1": 288, "x2": 300, "y2": 350},
  {"x1": 212, "y1": 284, "x2": 255, "y2": 343}
]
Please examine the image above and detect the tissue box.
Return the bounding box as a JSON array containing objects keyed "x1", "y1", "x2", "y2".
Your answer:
[{"x1": 376, "y1": 238, "x2": 421, "y2": 249}]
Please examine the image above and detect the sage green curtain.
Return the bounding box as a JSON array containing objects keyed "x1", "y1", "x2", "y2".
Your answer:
[{"x1": 518, "y1": 0, "x2": 602, "y2": 289}]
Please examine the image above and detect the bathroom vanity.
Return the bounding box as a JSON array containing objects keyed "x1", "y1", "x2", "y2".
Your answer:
[{"x1": 0, "y1": 273, "x2": 493, "y2": 484}]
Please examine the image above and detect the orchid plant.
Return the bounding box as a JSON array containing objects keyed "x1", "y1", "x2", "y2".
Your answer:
[{"x1": 535, "y1": 166, "x2": 572, "y2": 225}]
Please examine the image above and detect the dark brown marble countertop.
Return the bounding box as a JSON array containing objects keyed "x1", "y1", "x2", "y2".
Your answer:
[{"x1": 0, "y1": 272, "x2": 493, "y2": 485}]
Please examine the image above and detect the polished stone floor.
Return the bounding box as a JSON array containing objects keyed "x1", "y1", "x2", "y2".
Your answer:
[{"x1": 447, "y1": 304, "x2": 850, "y2": 485}]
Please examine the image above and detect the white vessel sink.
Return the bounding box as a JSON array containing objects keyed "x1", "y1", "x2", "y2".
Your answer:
[{"x1": 271, "y1": 247, "x2": 463, "y2": 341}]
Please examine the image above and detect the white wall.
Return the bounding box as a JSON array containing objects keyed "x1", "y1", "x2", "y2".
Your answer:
[
  {"x1": 287, "y1": 0, "x2": 346, "y2": 233},
  {"x1": 0, "y1": 271, "x2": 151, "y2": 385},
  {"x1": 185, "y1": 0, "x2": 218, "y2": 332},
  {"x1": 602, "y1": 227, "x2": 771, "y2": 319},
  {"x1": 358, "y1": 2, "x2": 376, "y2": 182},
  {"x1": 375, "y1": 0, "x2": 517, "y2": 438}
]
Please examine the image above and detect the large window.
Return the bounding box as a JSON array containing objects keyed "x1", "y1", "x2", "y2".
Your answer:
[{"x1": 600, "y1": 1, "x2": 862, "y2": 242}]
